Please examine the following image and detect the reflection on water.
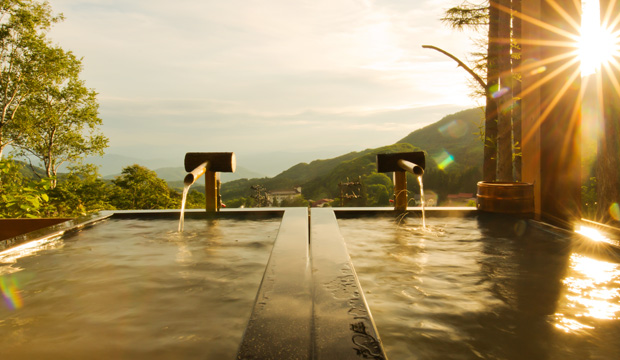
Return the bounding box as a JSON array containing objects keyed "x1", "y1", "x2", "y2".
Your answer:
[
  {"x1": 339, "y1": 215, "x2": 620, "y2": 359},
  {"x1": 0, "y1": 238, "x2": 64, "y2": 276},
  {"x1": 0, "y1": 218, "x2": 279, "y2": 359},
  {"x1": 554, "y1": 254, "x2": 620, "y2": 331}
]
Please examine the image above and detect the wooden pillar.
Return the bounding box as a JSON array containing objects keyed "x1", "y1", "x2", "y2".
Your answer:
[
  {"x1": 512, "y1": 0, "x2": 523, "y2": 181},
  {"x1": 539, "y1": 0, "x2": 582, "y2": 227},
  {"x1": 205, "y1": 170, "x2": 218, "y2": 212},
  {"x1": 497, "y1": 0, "x2": 514, "y2": 182},
  {"x1": 596, "y1": 0, "x2": 620, "y2": 222},
  {"x1": 484, "y1": 2, "x2": 500, "y2": 182},
  {"x1": 521, "y1": 0, "x2": 543, "y2": 217},
  {"x1": 522, "y1": 0, "x2": 582, "y2": 226},
  {"x1": 393, "y1": 171, "x2": 407, "y2": 211}
]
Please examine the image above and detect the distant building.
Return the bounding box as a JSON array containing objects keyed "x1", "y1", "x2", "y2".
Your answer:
[
  {"x1": 266, "y1": 187, "x2": 302, "y2": 205},
  {"x1": 311, "y1": 198, "x2": 333, "y2": 207}
]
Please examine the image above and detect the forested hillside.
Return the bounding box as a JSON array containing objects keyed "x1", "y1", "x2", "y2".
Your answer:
[
  {"x1": 220, "y1": 107, "x2": 485, "y2": 207},
  {"x1": 398, "y1": 107, "x2": 485, "y2": 170},
  {"x1": 1, "y1": 106, "x2": 485, "y2": 217}
]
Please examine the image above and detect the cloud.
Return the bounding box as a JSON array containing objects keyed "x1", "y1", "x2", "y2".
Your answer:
[
  {"x1": 48, "y1": 0, "x2": 480, "y2": 161},
  {"x1": 98, "y1": 97, "x2": 467, "y2": 159}
]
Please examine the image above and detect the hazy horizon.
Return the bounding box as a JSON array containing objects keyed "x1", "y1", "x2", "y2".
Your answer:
[{"x1": 45, "y1": 0, "x2": 480, "y2": 171}]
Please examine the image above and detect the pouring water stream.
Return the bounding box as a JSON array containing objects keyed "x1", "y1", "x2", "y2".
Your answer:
[
  {"x1": 179, "y1": 161, "x2": 209, "y2": 232},
  {"x1": 178, "y1": 184, "x2": 191, "y2": 232},
  {"x1": 418, "y1": 175, "x2": 426, "y2": 229}
]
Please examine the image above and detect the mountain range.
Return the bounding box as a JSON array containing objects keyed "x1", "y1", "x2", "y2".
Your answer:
[
  {"x1": 219, "y1": 106, "x2": 485, "y2": 204},
  {"x1": 16, "y1": 106, "x2": 485, "y2": 206}
]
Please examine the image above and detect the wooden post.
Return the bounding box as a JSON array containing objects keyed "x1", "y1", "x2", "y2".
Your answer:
[
  {"x1": 521, "y1": 0, "x2": 582, "y2": 226},
  {"x1": 521, "y1": 0, "x2": 543, "y2": 218},
  {"x1": 205, "y1": 170, "x2": 218, "y2": 212},
  {"x1": 539, "y1": 0, "x2": 582, "y2": 227},
  {"x1": 496, "y1": 0, "x2": 514, "y2": 182},
  {"x1": 184, "y1": 152, "x2": 235, "y2": 213},
  {"x1": 596, "y1": 0, "x2": 620, "y2": 222},
  {"x1": 376, "y1": 152, "x2": 425, "y2": 211},
  {"x1": 484, "y1": 2, "x2": 500, "y2": 182},
  {"x1": 393, "y1": 171, "x2": 407, "y2": 211}
]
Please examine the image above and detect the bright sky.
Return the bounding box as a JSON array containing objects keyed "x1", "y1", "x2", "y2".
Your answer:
[{"x1": 47, "y1": 0, "x2": 479, "y2": 172}]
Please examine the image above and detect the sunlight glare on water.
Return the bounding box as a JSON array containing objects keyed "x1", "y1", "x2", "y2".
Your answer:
[
  {"x1": 554, "y1": 254, "x2": 620, "y2": 332},
  {"x1": 339, "y1": 215, "x2": 620, "y2": 359}
]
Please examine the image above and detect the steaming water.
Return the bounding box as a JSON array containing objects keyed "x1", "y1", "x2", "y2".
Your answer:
[
  {"x1": 0, "y1": 218, "x2": 280, "y2": 359},
  {"x1": 339, "y1": 216, "x2": 620, "y2": 359}
]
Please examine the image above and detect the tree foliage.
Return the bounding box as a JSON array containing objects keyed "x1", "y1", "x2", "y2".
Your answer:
[
  {"x1": 110, "y1": 165, "x2": 179, "y2": 210},
  {"x1": 442, "y1": 2, "x2": 489, "y2": 29},
  {"x1": 0, "y1": 0, "x2": 107, "y2": 183},
  {"x1": 46, "y1": 164, "x2": 113, "y2": 217},
  {"x1": 279, "y1": 195, "x2": 309, "y2": 207},
  {"x1": 438, "y1": 0, "x2": 522, "y2": 182},
  {"x1": 0, "y1": 0, "x2": 64, "y2": 157},
  {"x1": 13, "y1": 59, "x2": 108, "y2": 186},
  {"x1": 0, "y1": 158, "x2": 51, "y2": 218}
]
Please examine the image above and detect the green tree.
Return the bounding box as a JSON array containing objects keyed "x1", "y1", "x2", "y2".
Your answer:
[
  {"x1": 0, "y1": 0, "x2": 64, "y2": 158},
  {"x1": 363, "y1": 172, "x2": 392, "y2": 188},
  {"x1": 13, "y1": 59, "x2": 108, "y2": 187},
  {"x1": 225, "y1": 197, "x2": 249, "y2": 208},
  {"x1": 110, "y1": 165, "x2": 179, "y2": 210},
  {"x1": 0, "y1": 158, "x2": 51, "y2": 218},
  {"x1": 46, "y1": 164, "x2": 113, "y2": 216},
  {"x1": 366, "y1": 184, "x2": 390, "y2": 206},
  {"x1": 441, "y1": 1, "x2": 522, "y2": 182},
  {"x1": 184, "y1": 189, "x2": 205, "y2": 209},
  {"x1": 280, "y1": 195, "x2": 309, "y2": 207},
  {"x1": 364, "y1": 172, "x2": 392, "y2": 206}
]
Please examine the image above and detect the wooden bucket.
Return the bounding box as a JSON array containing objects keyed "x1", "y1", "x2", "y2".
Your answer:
[{"x1": 476, "y1": 181, "x2": 534, "y2": 215}]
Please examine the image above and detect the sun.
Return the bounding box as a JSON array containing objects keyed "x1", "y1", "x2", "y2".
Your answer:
[{"x1": 580, "y1": 0, "x2": 620, "y2": 76}]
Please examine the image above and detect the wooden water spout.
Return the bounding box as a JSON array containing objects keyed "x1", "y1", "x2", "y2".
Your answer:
[
  {"x1": 377, "y1": 152, "x2": 425, "y2": 211},
  {"x1": 184, "y1": 152, "x2": 236, "y2": 212}
]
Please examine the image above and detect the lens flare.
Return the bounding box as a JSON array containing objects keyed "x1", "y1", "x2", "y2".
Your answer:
[
  {"x1": 0, "y1": 275, "x2": 23, "y2": 310},
  {"x1": 433, "y1": 151, "x2": 454, "y2": 170},
  {"x1": 579, "y1": 0, "x2": 620, "y2": 76},
  {"x1": 438, "y1": 119, "x2": 468, "y2": 138},
  {"x1": 575, "y1": 225, "x2": 612, "y2": 243},
  {"x1": 490, "y1": 83, "x2": 510, "y2": 99},
  {"x1": 609, "y1": 203, "x2": 620, "y2": 221},
  {"x1": 522, "y1": 58, "x2": 547, "y2": 75}
]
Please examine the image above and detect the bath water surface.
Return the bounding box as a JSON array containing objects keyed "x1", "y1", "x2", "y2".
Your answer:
[
  {"x1": 0, "y1": 218, "x2": 280, "y2": 359},
  {"x1": 338, "y1": 215, "x2": 620, "y2": 359}
]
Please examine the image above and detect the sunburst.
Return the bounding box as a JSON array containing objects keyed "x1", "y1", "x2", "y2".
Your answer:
[
  {"x1": 490, "y1": 0, "x2": 619, "y2": 148},
  {"x1": 580, "y1": 0, "x2": 620, "y2": 76}
]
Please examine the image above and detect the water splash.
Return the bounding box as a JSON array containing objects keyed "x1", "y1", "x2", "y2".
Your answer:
[
  {"x1": 395, "y1": 175, "x2": 432, "y2": 232},
  {"x1": 178, "y1": 184, "x2": 191, "y2": 232}
]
